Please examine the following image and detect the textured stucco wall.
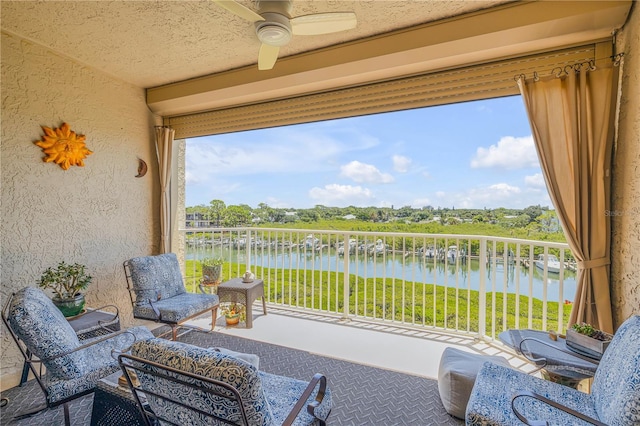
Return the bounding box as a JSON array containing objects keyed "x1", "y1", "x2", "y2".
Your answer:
[
  {"x1": 1, "y1": 32, "x2": 158, "y2": 387},
  {"x1": 611, "y1": 3, "x2": 640, "y2": 328},
  {"x1": 173, "y1": 139, "x2": 187, "y2": 266}
]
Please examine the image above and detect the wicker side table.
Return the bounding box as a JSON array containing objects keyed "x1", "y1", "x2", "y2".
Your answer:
[
  {"x1": 90, "y1": 371, "x2": 148, "y2": 426},
  {"x1": 217, "y1": 278, "x2": 267, "y2": 328}
]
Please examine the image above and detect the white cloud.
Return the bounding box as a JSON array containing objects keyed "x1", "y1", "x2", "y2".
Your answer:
[
  {"x1": 186, "y1": 125, "x2": 381, "y2": 181},
  {"x1": 525, "y1": 173, "x2": 547, "y2": 189},
  {"x1": 186, "y1": 138, "x2": 333, "y2": 179},
  {"x1": 264, "y1": 197, "x2": 291, "y2": 209},
  {"x1": 308, "y1": 184, "x2": 374, "y2": 206},
  {"x1": 392, "y1": 155, "x2": 411, "y2": 172},
  {"x1": 340, "y1": 161, "x2": 394, "y2": 183},
  {"x1": 185, "y1": 169, "x2": 201, "y2": 185},
  {"x1": 446, "y1": 183, "x2": 521, "y2": 208},
  {"x1": 436, "y1": 191, "x2": 446, "y2": 198},
  {"x1": 470, "y1": 136, "x2": 538, "y2": 169},
  {"x1": 488, "y1": 183, "x2": 521, "y2": 196},
  {"x1": 431, "y1": 182, "x2": 554, "y2": 209},
  {"x1": 411, "y1": 197, "x2": 431, "y2": 208}
]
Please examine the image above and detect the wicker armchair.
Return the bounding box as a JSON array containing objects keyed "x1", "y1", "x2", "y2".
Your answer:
[
  {"x1": 2, "y1": 287, "x2": 153, "y2": 426},
  {"x1": 119, "y1": 337, "x2": 332, "y2": 425},
  {"x1": 466, "y1": 315, "x2": 640, "y2": 425}
]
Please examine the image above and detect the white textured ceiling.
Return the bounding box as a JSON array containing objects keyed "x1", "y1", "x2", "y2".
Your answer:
[{"x1": 1, "y1": 0, "x2": 511, "y2": 89}]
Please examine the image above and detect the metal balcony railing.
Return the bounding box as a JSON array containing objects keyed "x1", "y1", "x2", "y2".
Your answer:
[{"x1": 179, "y1": 227, "x2": 575, "y2": 341}]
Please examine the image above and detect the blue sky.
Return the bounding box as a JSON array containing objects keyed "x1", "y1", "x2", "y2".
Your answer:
[{"x1": 186, "y1": 95, "x2": 551, "y2": 210}]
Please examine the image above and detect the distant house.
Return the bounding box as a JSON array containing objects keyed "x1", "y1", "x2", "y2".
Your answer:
[
  {"x1": 186, "y1": 212, "x2": 212, "y2": 228},
  {"x1": 343, "y1": 214, "x2": 356, "y2": 220}
]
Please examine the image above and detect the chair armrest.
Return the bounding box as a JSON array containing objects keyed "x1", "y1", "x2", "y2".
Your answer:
[
  {"x1": 518, "y1": 337, "x2": 600, "y2": 369},
  {"x1": 75, "y1": 304, "x2": 120, "y2": 331},
  {"x1": 39, "y1": 329, "x2": 138, "y2": 362},
  {"x1": 282, "y1": 373, "x2": 330, "y2": 426},
  {"x1": 147, "y1": 298, "x2": 161, "y2": 319},
  {"x1": 511, "y1": 390, "x2": 606, "y2": 426}
]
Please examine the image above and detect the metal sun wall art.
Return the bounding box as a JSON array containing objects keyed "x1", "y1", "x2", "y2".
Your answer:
[{"x1": 35, "y1": 122, "x2": 93, "y2": 170}]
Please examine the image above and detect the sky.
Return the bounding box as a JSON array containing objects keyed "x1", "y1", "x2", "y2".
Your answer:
[{"x1": 185, "y1": 95, "x2": 552, "y2": 210}]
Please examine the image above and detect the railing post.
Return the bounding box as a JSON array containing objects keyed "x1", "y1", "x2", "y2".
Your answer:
[
  {"x1": 246, "y1": 229, "x2": 252, "y2": 272},
  {"x1": 478, "y1": 238, "x2": 487, "y2": 339},
  {"x1": 343, "y1": 233, "x2": 350, "y2": 319}
]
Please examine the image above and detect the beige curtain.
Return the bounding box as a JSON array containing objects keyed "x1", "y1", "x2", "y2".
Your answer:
[
  {"x1": 518, "y1": 62, "x2": 618, "y2": 333},
  {"x1": 155, "y1": 126, "x2": 175, "y2": 254}
]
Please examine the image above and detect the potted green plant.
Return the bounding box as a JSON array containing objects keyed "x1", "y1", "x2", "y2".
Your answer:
[
  {"x1": 38, "y1": 261, "x2": 92, "y2": 317},
  {"x1": 221, "y1": 302, "x2": 246, "y2": 326},
  {"x1": 566, "y1": 322, "x2": 613, "y2": 360},
  {"x1": 201, "y1": 257, "x2": 224, "y2": 286}
]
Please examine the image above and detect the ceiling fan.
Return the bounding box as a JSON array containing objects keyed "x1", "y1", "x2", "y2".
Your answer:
[{"x1": 212, "y1": 0, "x2": 357, "y2": 70}]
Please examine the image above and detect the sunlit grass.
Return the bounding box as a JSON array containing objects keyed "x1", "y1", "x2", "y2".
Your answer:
[{"x1": 186, "y1": 260, "x2": 571, "y2": 336}]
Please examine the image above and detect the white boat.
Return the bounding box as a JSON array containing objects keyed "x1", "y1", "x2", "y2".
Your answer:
[
  {"x1": 337, "y1": 239, "x2": 357, "y2": 256},
  {"x1": 534, "y1": 254, "x2": 561, "y2": 274},
  {"x1": 447, "y1": 245, "x2": 458, "y2": 262},
  {"x1": 370, "y1": 239, "x2": 387, "y2": 256},
  {"x1": 422, "y1": 246, "x2": 435, "y2": 259},
  {"x1": 304, "y1": 234, "x2": 319, "y2": 249}
]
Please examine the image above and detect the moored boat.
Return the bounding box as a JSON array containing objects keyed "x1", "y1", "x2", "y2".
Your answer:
[{"x1": 534, "y1": 254, "x2": 561, "y2": 274}]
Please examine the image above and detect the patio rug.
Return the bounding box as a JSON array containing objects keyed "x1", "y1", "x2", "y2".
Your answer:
[{"x1": 0, "y1": 327, "x2": 463, "y2": 426}]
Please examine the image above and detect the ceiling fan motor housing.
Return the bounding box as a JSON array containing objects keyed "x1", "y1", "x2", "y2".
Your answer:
[{"x1": 255, "y1": 12, "x2": 292, "y2": 46}]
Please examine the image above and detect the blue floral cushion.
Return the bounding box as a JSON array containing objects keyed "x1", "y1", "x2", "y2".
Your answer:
[
  {"x1": 132, "y1": 292, "x2": 218, "y2": 323},
  {"x1": 9, "y1": 287, "x2": 84, "y2": 379},
  {"x1": 7, "y1": 286, "x2": 155, "y2": 404},
  {"x1": 260, "y1": 371, "x2": 333, "y2": 425},
  {"x1": 131, "y1": 338, "x2": 274, "y2": 425},
  {"x1": 130, "y1": 338, "x2": 332, "y2": 425},
  {"x1": 46, "y1": 325, "x2": 153, "y2": 403},
  {"x1": 127, "y1": 253, "x2": 219, "y2": 324},
  {"x1": 467, "y1": 315, "x2": 640, "y2": 426},
  {"x1": 126, "y1": 253, "x2": 187, "y2": 304},
  {"x1": 591, "y1": 315, "x2": 640, "y2": 426},
  {"x1": 466, "y1": 362, "x2": 597, "y2": 425}
]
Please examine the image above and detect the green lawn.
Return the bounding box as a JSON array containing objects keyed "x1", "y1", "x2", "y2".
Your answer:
[{"x1": 186, "y1": 260, "x2": 571, "y2": 336}]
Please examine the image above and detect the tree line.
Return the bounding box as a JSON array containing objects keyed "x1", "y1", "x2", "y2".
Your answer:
[{"x1": 186, "y1": 200, "x2": 561, "y2": 236}]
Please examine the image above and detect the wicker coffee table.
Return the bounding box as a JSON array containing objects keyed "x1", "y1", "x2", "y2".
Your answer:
[{"x1": 217, "y1": 278, "x2": 267, "y2": 328}]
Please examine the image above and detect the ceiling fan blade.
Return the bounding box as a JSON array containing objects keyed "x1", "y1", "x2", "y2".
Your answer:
[
  {"x1": 211, "y1": 0, "x2": 264, "y2": 23},
  {"x1": 258, "y1": 44, "x2": 279, "y2": 70},
  {"x1": 291, "y1": 12, "x2": 357, "y2": 36}
]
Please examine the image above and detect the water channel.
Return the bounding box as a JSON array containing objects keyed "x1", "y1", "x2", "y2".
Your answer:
[{"x1": 186, "y1": 247, "x2": 577, "y2": 303}]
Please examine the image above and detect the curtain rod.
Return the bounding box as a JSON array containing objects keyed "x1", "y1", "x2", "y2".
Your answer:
[{"x1": 514, "y1": 53, "x2": 624, "y2": 82}]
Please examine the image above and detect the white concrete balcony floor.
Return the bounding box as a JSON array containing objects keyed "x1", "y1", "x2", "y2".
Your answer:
[{"x1": 184, "y1": 303, "x2": 535, "y2": 380}]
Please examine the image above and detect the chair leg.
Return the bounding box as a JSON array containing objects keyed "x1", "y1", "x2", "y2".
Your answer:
[
  {"x1": 210, "y1": 307, "x2": 218, "y2": 331},
  {"x1": 63, "y1": 402, "x2": 70, "y2": 426},
  {"x1": 11, "y1": 404, "x2": 49, "y2": 421},
  {"x1": 171, "y1": 325, "x2": 177, "y2": 341}
]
